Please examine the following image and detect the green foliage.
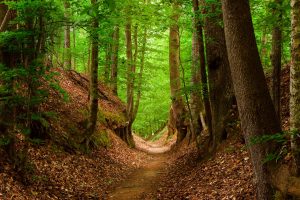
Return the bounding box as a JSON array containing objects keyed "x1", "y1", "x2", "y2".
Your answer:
[
  {"x1": 102, "y1": 110, "x2": 126, "y2": 125},
  {"x1": 0, "y1": 0, "x2": 293, "y2": 148},
  {"x1": 0, "y1": 0, "x2": 66, "y2": 148},
  {"x1": 250, "y1": 0, "x2": 291, "y2": 69},
  {"x1": 0, "y1": 136, "x2": 10, "y2": 147},
  {"x1": 251, "y1": 132, "x2": 287, "y2": 144},
  {"x1": 250, "y1": 131, "x2": 290, "y2": 163}
]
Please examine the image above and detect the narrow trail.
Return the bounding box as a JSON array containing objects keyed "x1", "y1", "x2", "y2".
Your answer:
[
  {"x1": 108, "y1": 134, "x2": 174, "y2": 200},
  {"x1": 108, "y1": 154, "x2": 167, "y2": 200}
]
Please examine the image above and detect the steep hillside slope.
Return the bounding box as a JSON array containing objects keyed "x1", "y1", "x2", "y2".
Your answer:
[{"x1": 0, "y1": 68, "x2": 147, "y2": 199}]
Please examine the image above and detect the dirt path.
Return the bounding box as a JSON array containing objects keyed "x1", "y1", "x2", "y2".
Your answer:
[
  {"x1": 108, "y1": 154, "x2": 167, "y2": 200},
  {"x1": 107, "y1": 135, "x2": 173, "y2": 200}
]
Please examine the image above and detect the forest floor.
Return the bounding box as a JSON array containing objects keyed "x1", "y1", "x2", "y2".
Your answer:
[
  {"x1": 106, "y1": 132, "x2": 254, "y2": 200},
  {"x1": 107, "y1": 133, "x2": 172, "y2": 200}
]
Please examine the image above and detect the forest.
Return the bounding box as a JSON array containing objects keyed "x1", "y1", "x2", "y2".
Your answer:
[{"x1": 0, "y1": 0, "x2": 300, "y2": 199}]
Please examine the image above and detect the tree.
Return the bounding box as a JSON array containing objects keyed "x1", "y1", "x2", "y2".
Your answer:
[
  {"x1": 192, "y1": 0, "x2": 212, "y2": 145},
  {"x1": 110, "y1": 26, "x2": 120, "y2": 95},
  {"x1": 169, "y1": 1, "x2": 187, "y2": 144},
  {"x1": 222, "y1": 0, "x2": 282, "y2": 198},
  {"x1": 85, "y1": 0, "x2": 99, "y2": 148},
  {"x1": 132, "y1": 25, "x2": 148, "y2": 124},
  {"x1": 123, "y1": 14, "x2": 135, "y2": 146},
  {"x1": 72, "y1": 26, "x2": 76, "y2": 70},
  {"x1": 0, "y1": 2, "x2": 8, "y2": 62},
  {"x1": 189, "y1": 0, "x2": 204, "y2": 143},
  {"x1": 64, "y1": 0, "x2": 72, "y2": 69},
  {"x1": 202, "y1": 0, "x2": 234, "y2": 150},
  {"x1": 270, "y1": 0, "x2": 282, "y2": 120},
  {"x1": 104, "y1": 37, "x2": 112, "y2": 83},
  {"x1": 0, "y1": 2, "x2": 9, "y2": 32},
  {"x1": 290, "y1": 0, "x2": 300, "y2": 175}
]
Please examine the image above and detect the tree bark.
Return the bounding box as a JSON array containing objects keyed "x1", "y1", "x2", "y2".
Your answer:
[
  {"x1": 125, "y1": 21, "x2": 134, "y2": 120},
  {"x1": 190, "y1": 0, "x2": 204, "y2": 143},
  {"x1": 124, "y1": 18, "x2": 135, "y2": 147},
  {"x1": 110, "y1": 26, "x2": 120, "y2": 95},
  {"x1": 222, "y1": 0, "x2": 281, "y2": 199},
  {"x1": 271, "y1": 0, "x2": 282, "y2": 121},
  {"x1": 0, "y1": 4, "x2": 10, "y2": 32},
  {"x1": 64, "y1": 0, "x2": 71, "y2": 69},
  {"x1": 202, "y1": 0, "x2": 234, "y2": 150},
  {"x1": 104, "y1": 42, "x2": 111, "y2": 83},
  {"x1": 290, "y1": 0, "x2": 300, "y2": 176},
  {"x1": 169, "y1": 2, "x2": 187, "y2": 144},
  {"x1": 85, "y1": 0, "x2": 99, "y2": 148},
  {"x1": 132, "y1": 27, "x2": 147, "y2": 122},
  {"x1": 0, "y1": 2, "x2": 7, "y2": 24},
  {"x1": 87, "y1": 41, "x2": 91, "y2": 74},
  {"x1": 0, "y1": 2, "x2": 7, "y2": 62},
  {"x1": 72, "y1": 27, "x2": 76, "y2": 70}
]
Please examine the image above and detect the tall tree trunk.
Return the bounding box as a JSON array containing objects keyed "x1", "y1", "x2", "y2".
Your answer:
[
  {"x1": 85, "y1": 0, "x2": 99, "y2": 148},
  {"x1": 0, "y1": 2, "x2": 6, "y2": 24},
  {"x1": 169, "y1": 2, "x2": 187, "y2": 144},
  {"x1": 222, "y1": 0, "x2": 281, "y2": 199},
  {"x1": 124, "y1": 18, "x2": 135, "y2": 146},
  {"x1": 64, "y1": 0, "x2": 71, "y2": 69},
  {"x1": 0, "y1": 2, "x2": 7, "y2": 62},
  {"x1": 0, "y1": 3, "x2": 10, "y2": 32},
  {"x1": 110, "y1": 26, "x2": 120, "y2": 95},
  {"x1": 290, "y1": 0, "x2": 300, "y2": 176},
  {"x1": 72, "y1": 27, "x2": 76, "y2": 70},
  {"x1": 125, "y1": 21, "x2": 134, "y2": 120},
  {"x1": 133, "y1": 27, "x2": 148, "y2": 122},
  {"x1": 133, "y1": 25, "x2": 138, "y2": 70},
  {"x1": 271, "y1": 0, "x2": 282, "y2": 121},
  {"x1": 192, "y1": 0, "x2": 213, "y2": 144},
  {"x1": 104, "y1": 42, "x2": 111, "y2": 83},
  {"x1": 202, "y1": 0, "x2": 234, "y2": 150},
  {"x1": 190, "y1": 0, "x2": 204, "y2": 143},
  {"x1": 87, "y1": 41, "x2": 91, "y2": 74}
]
